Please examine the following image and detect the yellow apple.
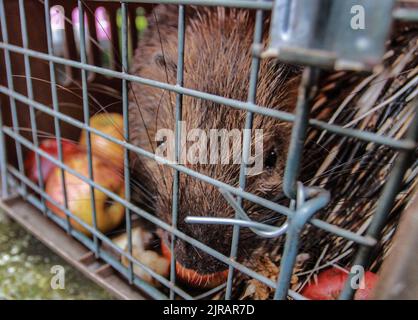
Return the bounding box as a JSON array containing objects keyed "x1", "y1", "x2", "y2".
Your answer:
[
  {"x1": 79, "y1": 113, "x2": 125, "y2": 169},
  {"x1": 45, "y1": 152, "x2": 125, "y2": 236}
]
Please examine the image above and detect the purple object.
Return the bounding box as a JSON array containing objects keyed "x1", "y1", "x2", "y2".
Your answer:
[
  {"x1": 71, "y1": 7, "x2": 110, "y2": 41},
  {"x1": 95, "y1": 7, "x2": 111, "y2": 41},
  {"x1": 71, "y1": 8, "x2": 88, "y2": 29}
]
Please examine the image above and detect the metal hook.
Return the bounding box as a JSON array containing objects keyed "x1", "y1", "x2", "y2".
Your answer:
[
  {"x1": 185, "y1": 183, "x2": 330, "y2": 241},
  {"x1": 185, "y1": 188, "x2": 289, "y2": 239},
  {"x1": 296, "y1": 181, "x2": 324, "y2": 209}
]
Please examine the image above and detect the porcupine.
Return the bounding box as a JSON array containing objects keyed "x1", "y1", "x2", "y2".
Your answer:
[{"x1": 127, "y1": 4, "x2": 418, "y2": 298}]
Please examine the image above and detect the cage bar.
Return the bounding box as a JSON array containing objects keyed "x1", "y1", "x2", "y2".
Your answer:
[
  {"x1": 77, "y1": 0, "x2": 101, "y2": 257},
  {"x1": 225, "y1": 2, "x2": 265, "y2": 300},
  {"x1": 283, "y1": 67, "x2": 320, "y2": 199},
  {"x1": 0, "y1": 100, "x2": 8, "y2": 197},
  {"x1": 18, "y1": 0, "x2": 47, "y2": 214},
  {"x1": 120, "y1": 0, "x2": 134, "y2": 285},
  {"x1": 44, "y1": 0, "x2": 72, "y2": 234},
  {"x1": 90, "y1": 0, "x2": 273, "y2": 10},
  {"x1": 0, "y1": 0, "x2": 27, "y2": 198}
]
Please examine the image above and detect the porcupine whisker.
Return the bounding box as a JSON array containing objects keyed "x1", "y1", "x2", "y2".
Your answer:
[
  {"x1": 49, "y1": 65, "x2": 122, "y2": 110},
  {"x1": 40, "y1": 0, "x2": 166, "y2": 187},
  {"x1": 240, "y1": 160, "x2": 385, "y2": 221},
  {"x1": 12, "y1": 75, "x2": 84, "y2": 104},
  {"x1": 9, "y1": 127, "x2": 79, "y2": 144},
  {"x1": 51, "y1": 79, "x2": 126, "y2": 140},
  {"x1": 306, "y1": 162, "x2": 387, "y2": 186},
  {"x1": 12, "y1": 72, "x2": 123, "y2": 136},
  {"x1": 88, "y1": 0, "x2": 169, "y2": 161},
  {"x1": 240, "y1": 167, "x2": 387, "y2": 228},
  {"x1": 303, "y1": 150, "x2": 386, "y2": 183},
  {"x1": 223, "y1": 157, "x2": 390, "y2": 229},
  {"x1": 128, "y1": 174, "x2": 157, "y2": 201},
  {"x1": 14, "y1": 72, "x2": 162, "y2": 202},
  {"x1": 88, "y1": 84, "x2": 122, "y2": 100},
  {"x1": 61, "y1": 84, "x2": 121, "y2": 102},
  {"x1": 89, "y1": 101, "x2": 123, "y2": 116},
  {"x1": 103, "y1": 164, "x2": 156, "y2": 201},
  {"x1": 191, "y1": 244, "x2": 203, "y2": 260}
]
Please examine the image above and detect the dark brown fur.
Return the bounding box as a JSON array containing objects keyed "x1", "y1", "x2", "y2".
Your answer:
[{"x1": 129, "y1": 6, "x2": 300, "y2": 274}]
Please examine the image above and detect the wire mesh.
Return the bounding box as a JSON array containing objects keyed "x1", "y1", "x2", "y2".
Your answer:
[{"x1": 0, "y1": 0, "x2": 417, "y2": 300}]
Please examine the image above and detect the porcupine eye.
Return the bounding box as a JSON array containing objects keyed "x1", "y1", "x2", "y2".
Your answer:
[{"x1": 265, "y1": 148, "x2": 278, "y2": 170}]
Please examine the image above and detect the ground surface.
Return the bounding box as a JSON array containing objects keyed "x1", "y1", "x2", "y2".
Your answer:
[{"x1": 0, "y1": 210, "x2": 113, "y2": 299}]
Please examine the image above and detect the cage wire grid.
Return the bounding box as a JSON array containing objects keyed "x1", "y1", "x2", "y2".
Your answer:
[{"x1": 0, "y1": 0, "x2": 417, "y2": 300}]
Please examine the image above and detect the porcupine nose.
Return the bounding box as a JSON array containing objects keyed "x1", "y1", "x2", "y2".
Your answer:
[
  {"x1": 174, "y1": 237, "x2": 229, "y2": 275},
  {"x1": 171, "y1": 215, "x2": 231, "y2": 275}
]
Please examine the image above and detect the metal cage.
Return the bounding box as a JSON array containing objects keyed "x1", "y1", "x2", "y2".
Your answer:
[{"x1": 0, "y1": 0, "x2": 417, "y2": 300}]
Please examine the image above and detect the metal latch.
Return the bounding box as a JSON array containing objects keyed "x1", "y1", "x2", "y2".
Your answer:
[{"x1": 263, "y1": 0, "x2": 396, "y2": 71}]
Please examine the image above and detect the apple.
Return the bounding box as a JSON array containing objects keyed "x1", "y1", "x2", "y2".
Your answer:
[
  {"x1": 113, "y1": 227, "x2": 170, "y2": 286},
  {"x1": 79, "y1": 113, "x2": 125, "y2": 169},
  {"x1": 112, "y1": 226, "x2": 153, "y2": 252},
  {"x1": 161, "y1": 239, "x2": 228, "y2": 289},
  {"x1": 45, "y1": 152, "x2": 125, "y2": 236},
  {"x1": 301, "y1": 267, "x2": 378, "y2": 300},
  {"x1": 122, "y1": 248, "x2": 170, "y2": 287},
  {"x1": 24, "y1": 139, "x2": 80, "y2": 184}
]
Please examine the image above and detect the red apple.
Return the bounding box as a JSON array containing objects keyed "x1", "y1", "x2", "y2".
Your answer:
[
  {"x1": 45, "y1": 152, "x2": 125, "y2": 236},
  {"x1": 301, "y1": 267, "x2": 378, "y2": 300},
  {"x1": 79, "y1": 113, "x2": 125, "y2": 170},
  {"x1": 24, "y1": 139, "x2": 79, "y2": 184},
  {"x1": 161, "y1": 240, "x2": 228, "y2": 289}
]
